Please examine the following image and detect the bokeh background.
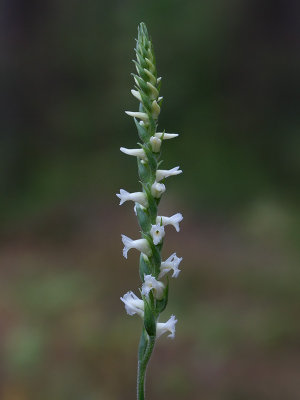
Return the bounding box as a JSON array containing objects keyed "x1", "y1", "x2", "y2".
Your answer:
[{"x1": 1, "y1": 0, "x2": 300, "y2": 399}]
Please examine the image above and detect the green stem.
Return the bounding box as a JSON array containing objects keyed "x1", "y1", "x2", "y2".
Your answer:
[{"x1": 137, "y1": 334, "x2": 156, "y2": 400}]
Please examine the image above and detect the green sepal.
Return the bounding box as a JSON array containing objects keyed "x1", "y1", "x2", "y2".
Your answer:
[
  {"x1": 132, "y1": 60, "x2": 148, "y2": 81},
  {"x1": 138, "y1": 327, "x2": 148, "y2": 360},
  {"x1": 135, "y1": 51, "x2": 147, "y2": 69},
  {"x1": 143, "y1": 296, "x2": 156, "y2": 337},
  {"x1": 139, "y1": 91, "x2": 152, "y2": 113},
  {"x1": 155, "y1": 279, "x2": 169, "y2": 315},
  {"x1": 137, "y1": 158, "x2": 151, "y2": 183},
  {"x1": 134, "y1": 118, "x2": 150, "y2": 142},
  {"x1": 143, "y1": 233, "x2": 161, "y2": 277},
  {"x1": 143, "y1": 184, "x2": 157, "y2": 221},
  {"x1": 136, "y1": 203, "x2": 151, "y2": 233},
  {"x1": 132, "y1": 73, "x2": 149, "y2": 94},
  {"x1": 139, "y1": 253, "x2": 152, "y2": 281},
  {"x1": 141, "y1": 144, "x2": 157, "y2": 174}
]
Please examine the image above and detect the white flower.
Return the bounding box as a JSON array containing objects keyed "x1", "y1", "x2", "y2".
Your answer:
[
  {"x1": 116, "y1": 189, "x2": 148, "y2": 208},
  {"x1": 146, "y1": 82, "x2": 159, "y2": 99},
  {"x1": 151, "y1": 182, "x2": 166, "y2": 198},
  {"x1": 142, "y1": 274, "x2": 165, "y2": 299},
  {"x1": 156, "y1": 213, "x2": 183, "y2": 232},
  {"x1": 156, "y1": 315, "x2": 177, "y2": 339},
  {"x1": 150, "y1": 224, "x2": 165, "y2": 245},
  {"x1": 125, "y1": 111, "x2": 149, "y2": 122},
  {"x1": 155, "y1": 132, "x2": 179, "y2": 140},
  {"x1": 120, "y1": 147, "x2": 147, "y2": 160},
  {"x1": 158, "y1": 253, "x2": 182, "y2": 279},
  {"x1": 121, "y1": 235, "x2": 151, "y2": 258},
  {"x1": 131, "y1": 89, "x2": 142, "y2": 102},
  {"x1": 120, "y1": 291, "x2": 144, "y2": 317},
  {"x1": 144, "y1": 68, "x2": 156, "y2": 85},
  {"x1": 156, "y1": 166, "x2": 182, "y2": 182},
  {"x1": 151, "y1": 100, "x2": 160, "y2": 118},
  {"x1": 150, "y1": 136, "x2": 162, "y2": 152}
]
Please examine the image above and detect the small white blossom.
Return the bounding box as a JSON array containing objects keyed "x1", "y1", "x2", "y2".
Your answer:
[
  {"x1": 131, "y1": 89, "x2": 142, "y2": 102},
  {"x1": 116, "y1": 189, "x2": 148, "y2": 208},
  {"x1": 142, "y1": 274, "x2": 165, "y2": 299},
  {"x1": 146, "y1": 82, "x2": 159, "y2": 99},
  {"x1": 120, "y1": 147, "x2": 147, "y2": 160},
  {"x1": 125, "y1": 111, "x2": 149, "y2": 122},
  {"x1": 156, "y1": 213, "x2": 183, "y2": 232},
  {"x1": 155, "y1": 132, "x2": 179, "y2": 140},
  {"x1": 121, "y1": 235, "x2": 151, "y2": 258},
  {"x1": 158, "y1": 253, "x2": 182, "y2": 279},
  {"x1": 145, "y1": 57, "x2": 155, "y2": 73},
  {"x1": 151, "y1": 182, "x2": 166, "y2": 198},
  {"x1": 156, "y1": 315, "x2": 177, "y2": 339},
  {"x1": 151, "y1": 100, "x2": 160, "y2": 118},
  {"x1": 150, "y1": 224, "x2": 165, "y2": 245},
  {"x1": 156, "y1": 166, "x2": 182, "y2": 182},
  {"x1": 150, "y1": 136, "x2": 162, "y2": 152},
  {"x1": 144, "y1": 68, "x2": 156, "y2": 85},
  {"x1": 120, "y1": 291, "x2": 144, "y2": 317}
]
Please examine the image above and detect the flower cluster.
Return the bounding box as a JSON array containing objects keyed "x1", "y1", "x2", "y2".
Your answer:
[{"x1": 118, "y1": 23, "x2": 183, "y2": 344}]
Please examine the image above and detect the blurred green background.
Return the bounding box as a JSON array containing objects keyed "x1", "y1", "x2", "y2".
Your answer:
[{"x1": 1, "y1": 0, "x2": 300, "y2": 399}]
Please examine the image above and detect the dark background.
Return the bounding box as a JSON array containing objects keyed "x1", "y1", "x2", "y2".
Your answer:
[{"x1": 1, "y1": 0, "x2": 299, "y2": 399}]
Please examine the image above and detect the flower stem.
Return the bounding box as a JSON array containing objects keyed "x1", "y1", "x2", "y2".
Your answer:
[{"x1": 137, "y1": 334, "x2": 156, "y2": 400}]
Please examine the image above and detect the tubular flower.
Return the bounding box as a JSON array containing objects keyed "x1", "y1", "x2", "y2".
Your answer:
[
  {"x1": 121, "y1": 235, "x2": 152, "y2": 258},
  {"x1": 141, "y1": 274, "x2": 165, "y2": 299},
  {"x1": 120, "y1": 147, "x2": 147, "y2": 160},
  {"x1": 150, "y1": 223, "x2": 165, "y2": 245},
  {"x1": 156, "y1": 315, "x2": 178, "y2": 339},
  {"x1": 156, "y1": 166, "x2": 182, "y2": 182},
  {"x1": 118, "y1": 23, "x2": 183, "y2": 398},
  {"x1": 155, "y1": 132, "x2": 179, "y2": 140},
  {"x1": 121, "y1": 291, "x2": 145, "y2": 317},
  {"x1": 156, "y1": 213, "x2": 183, "y2": 232},
  {"x1": 158, "y1": 253, "x2": 182, "y2": 279},
  {"x1": 116, "y1": 189, "x2": 148, "y2": 207}
]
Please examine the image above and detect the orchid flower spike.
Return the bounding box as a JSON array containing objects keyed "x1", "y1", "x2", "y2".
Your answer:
[
  {"x1": 141, "y1": 274, "x2": 165, "y2": 299},
  {"x1": 120, "y1": 291, "x2": 144, "y2": 317},
  {"x1": 150, "y1": 223, "x2": 165, "y2": 245},
  {"x1": 116, "y1": 189, "x2": 148, "y2": 208},
  {"x1": 118, "y1": 23, "x2": 183, "y2": 397},
  {"x1": 156, "y1": 213, "x2": 183, "y2": 232},
  {"x1": 121, "y1": 234, "x2": 151, "y2": 258},
  {"x1": 158, "y1": 253, "x2": 182, "y2": 279},
  {"x1": 156, "y1": 166, "x2": 182, "y2": 182},
  {"x1": 156, "y1": 315, "x2": 178, "y2": 339}
]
